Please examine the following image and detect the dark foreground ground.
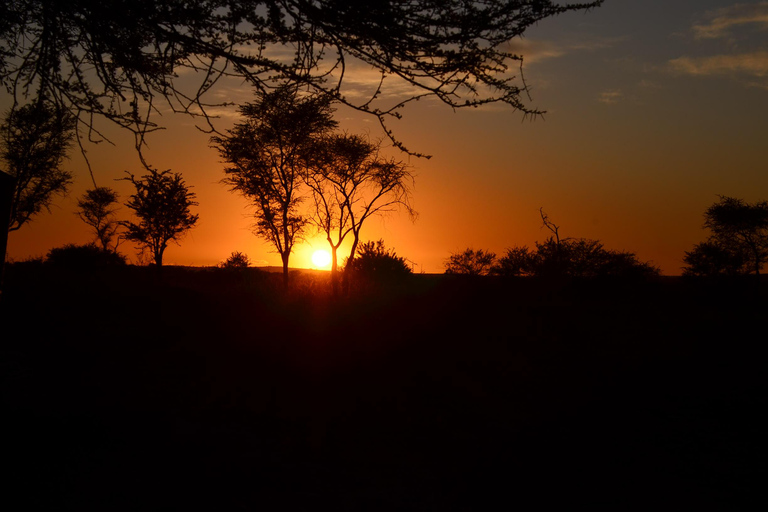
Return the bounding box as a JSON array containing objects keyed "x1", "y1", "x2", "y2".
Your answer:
[{"x1": 1, "y1": 265, "x2": 765, "y2": 510}]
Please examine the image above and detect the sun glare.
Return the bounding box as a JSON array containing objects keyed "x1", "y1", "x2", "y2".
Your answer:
[{"x1": 311, "y1": 249, "x2": 332, "y2": 269}]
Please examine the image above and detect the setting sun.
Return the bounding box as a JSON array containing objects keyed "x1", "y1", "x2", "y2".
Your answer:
[{"x1": 311, "y1": 249, "x2": 332, "y2": 269}]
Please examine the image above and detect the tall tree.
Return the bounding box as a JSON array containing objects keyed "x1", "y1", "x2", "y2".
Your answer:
[
  {"x1": 1, "y1": 101, "x2": 75, "y2": 232},
  {"x1": 304, "y1": 133, "x2": 415, "y2": 293},
  {"x1": 121, "y1": 168, "x2": 199, "y2": 267},
  {"x1": 75, "y1": 187, "x2": 121, "y2": 252},
  {"x1": 1, "y1": 1, "x2": 603, "y2": 155},
  {"x1": 212, "y1": 86, "x2": 337, "y2": 286}
]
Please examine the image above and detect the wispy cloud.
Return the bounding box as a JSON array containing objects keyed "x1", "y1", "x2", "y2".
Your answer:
[
  {"x1": 692, "y1": 2, "x2": 768, "y2": 39},
  {"x1": 638, "y1": 79, "x2": 662, "y2": 89},
  {"x1": 669, "y1": 51, "x2": 768, "y2": 77},
  {"x1": 504, "y1": 35, "x2": 623, "y2": 66},
  {"x1": 504, "y1": 39, "x2": 567, "y2": 64},
  {"x1": 598, "y1": 90, "x2": 623, "y2": 105}
]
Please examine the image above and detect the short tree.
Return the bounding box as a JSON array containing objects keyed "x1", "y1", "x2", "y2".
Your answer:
[
  {"x1": 493, "y1": 246, "x2": 536, "y2": 277},
  {"x1": 1, "y1": 101, "x2": 75, "y2": 232},
  {"x1": 220, "y1": 251, "x2": 250, "y2": 269},
  {"x1": 682, "y1": 241, "x2": 747, "y2": 277},
  {"x1": 212, "y1": 86, "x2": 337, "y2": 286},
  {"x1": 46, "y1": 243, "x2": 127, "y2": 268},
  {"x1": 445, "y1": 249, "x2": 497, "y2": 276},
  {"x1": 697, "y1": 196, "x2": 768, "y2": 276},
  {"x1": 75, "y1": 187, "x2": 121, "y2": 252},
  {"x1": 493, "y1": 209, "x2": 659, "y2": 279},
  {"x1": 121, "y1": 168, "x2": 199, "y2": 267}
]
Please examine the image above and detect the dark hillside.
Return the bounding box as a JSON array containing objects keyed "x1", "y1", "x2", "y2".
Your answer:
[{"x1": 1, "y1": 266, "x2": 765, "y2": 510}]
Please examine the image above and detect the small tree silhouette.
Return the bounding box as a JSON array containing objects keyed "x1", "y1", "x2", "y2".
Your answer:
[
  {"x1": 490, "y1": 209, "x2": 659, "y2": 279},
  {"x1": 220, "y1": 251, "x2": 250, "y2": 269},
  {"x1": 120, "y1": 168, "x2": 198, "y2": 267},
  {"x1": 46, "y1": 243, "x2": 127, "y2": 268},
  {"x1": 76, "y1": 187, "x2": 121, "y2": 252},
  {"x1": 699, "y1": 196, "x2": 768, "y2": 276},
  {"x1": 445, "y1": 249, "x2": 497, "y2": 276},
  {"x1": 1, "y1": 100, "x2": 75, "y2": 232}
]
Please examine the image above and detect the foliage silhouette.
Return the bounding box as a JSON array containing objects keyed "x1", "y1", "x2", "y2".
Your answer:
[
  {"x1": 492, "y1": 239, "x2": 660, "y2": 279},
  {"x1": 1, "y1": 0, "x2": 603, "y2": 156},
  {"x1": 220, "y1": 251, "x2": 251, "y2": 269},
  {"x1": 46, "y1": 243, "x2": 127, "y2": 268},
  {"x1": 1, "y1": 100, "x2": 75, "y2": 232},
  {"x1": 344, "y1": 240, "x2": 412, "y2": 289},
  {"x1": 510, "y1": 209, "x2": 659, "y2": 278},
  {"x1": 75, "y1": 187, "x2": 121, "y2": 252},
  {"x1": 445, "y1": 248, "x2": 497, "y2": 276},
  {"x1": 452, "y1": 209, "x2": 660, "y2": 279},
  {"x1": 212, "y1": 86, "x2": 337, "y2": 286},
  {"x1": 492, "y1": 245, "x2": 536, "y2": 277},
  {"x1": 683, "y1": 241, "x2": 748, "y2": 277},
  {"x1": 684, "y1": 196, "x2": 768, "y2": 277},
  {"x1": 521, "y1": 237, "x2": 660, "y2": 278},
  {"x1": 120, "y1": 168, "x2": 199, "y2": 267},
  {"x1": 304, "y1": 133, "x2": 415, "y2": 293}
]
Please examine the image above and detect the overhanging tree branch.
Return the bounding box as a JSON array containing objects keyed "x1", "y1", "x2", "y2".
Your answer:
[{"x1": 2, "y1": 1, "x2": 604, "y2": 157}]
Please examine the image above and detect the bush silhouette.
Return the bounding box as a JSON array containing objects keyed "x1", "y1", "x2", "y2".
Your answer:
[
  {"x1": 344, "y1": 240, "x2": 412, "y2": 282},
  {"x1": 445, "y1": 248, "x2": 497, "y2": 276},
  {"x1": 46, "y1": 243, "x2": 127, "y2": 268},
  {"x1": 220, "y1": 251, "x2": 251, "y2": 269}
]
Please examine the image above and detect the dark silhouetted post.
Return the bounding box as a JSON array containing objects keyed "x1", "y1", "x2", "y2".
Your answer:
[{"x1": 0, "y1": 171, "x2": 15, "y2": 294}]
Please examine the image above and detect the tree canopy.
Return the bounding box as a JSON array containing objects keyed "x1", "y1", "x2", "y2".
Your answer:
[
  {"x1": 1, "y1": 100, "x2": 75, "y2": 232},
  {"x1": 75, "y1": 187, "x2": 121, "y2": 252},
  {"x1": 683, "y1": 196, "x2": 768, "y2": 277},
  {"x1": 494, "y1": 238, "x2": 660, "y2": 278},
  {"x1": 1, "y1": 0, "x2": 603, "y2": 154},
  {"x1": 121, "y1": 168, "x2": 199, "y2": 267},
  {"x1": 445, "y1": 248, "x2": 497, "y2": 276}
]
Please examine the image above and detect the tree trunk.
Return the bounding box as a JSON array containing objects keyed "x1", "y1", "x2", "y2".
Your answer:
[
  {"x1": 0, "y1": 171, "x2": 16, "y2": 296},
  {"x1": 342, "y1": 234, "x2": 360, "y2": 295},
  {"x1": 281, "y1": 252, "x2": 290, "y2": 288},
  {"x1": 330, "y1": 246, "x2": 339, "y2": 296}
]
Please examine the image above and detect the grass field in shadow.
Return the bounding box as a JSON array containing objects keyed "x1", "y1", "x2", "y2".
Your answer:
[{"x1": 2, "y1": 264, "x2": 765, "y2": 510}]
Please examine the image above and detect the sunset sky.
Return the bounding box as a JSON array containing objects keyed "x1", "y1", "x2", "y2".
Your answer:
[{"x1": 5, "y1": 0, "x2": 768, "y2": 275}]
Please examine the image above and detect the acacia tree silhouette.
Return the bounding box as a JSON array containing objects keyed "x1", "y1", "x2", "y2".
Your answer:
[
  {"x1": 304, "y1": 133, "x2": 415, "y2": 294},
  {"x1": 684, "y1": 196, "x2": 768, "y2": 277},
  {"x1": 212, "y1": 86, "x2": 337, "y2": 287},
  {"x1": 493, "y1": 209, "x2": 660, "y2": 278},
  {"x1": 120, "y1": 168, "x2": 199, "y2": 267},
  {"x1": 75, "y1": 187, "x2": 121, "y2": 252},
  {"x1": 1, "y1": 1, "x2": 603, "y2": 156},
  {"x1": 1, "y1": 101, "x2": 75, "y2": 233},
  {"x1": 445, "y1": 249, "x2": 497, "y2": 276}
]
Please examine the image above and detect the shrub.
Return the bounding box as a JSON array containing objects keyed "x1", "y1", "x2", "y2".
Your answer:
[
  {"x1": 220, "y1": 251, "x2": 251, "y2": 269},
  {"x1": 445, "y1": 248, "x2": 497, "y2": 276},
  {"x1": 45, "y1": 243, "x2": 127, "y2": 268},
  {"x1": 344, "y1": 240, "x2": 412, "y2": 279},
  {"x1": 493, "y1": 238, "x2": 659, "y2": 279}
]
